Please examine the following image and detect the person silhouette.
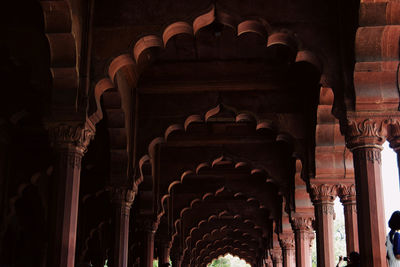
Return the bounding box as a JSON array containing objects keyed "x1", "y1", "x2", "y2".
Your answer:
[
  {"x1": 387, "y1": 211, "x2": 400, "y2": 266},
  {"x1": 336, "y1": 251, "x2": 360, "y2": 267}
]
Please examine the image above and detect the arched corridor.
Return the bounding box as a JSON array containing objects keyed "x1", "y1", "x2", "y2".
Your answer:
[{"x1": 1, "y1": 0, "x2": 400, "y2": 267}]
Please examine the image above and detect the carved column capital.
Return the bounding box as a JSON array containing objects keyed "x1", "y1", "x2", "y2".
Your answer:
[
  {"x1": 310, "y1": 183, "x2": 337, "y2": 203},
  {"x1": 110, "y1": 187, "x2": 135, "y2": 208},
  {"x1": 270, "y1": 249, "x2": 283, "y2": 263},
  {"x1": 137, "y1": 217, "x2": 159, "y2": 233},
  {"x1": 338, "y1": 184, "x2": 356, "y2": 203},
  {"x1": 291, "y1": 216, "x2": 314, "y2": 231},
  {"x1": 49, "y1": 122, "x2": 95, "y2": 154},
  {"x1": 346, "y1": 118, "x2": 388, "y2": 150},
  {"x1": 279, "y1": 233, "x2": 295, "y2": 249}
]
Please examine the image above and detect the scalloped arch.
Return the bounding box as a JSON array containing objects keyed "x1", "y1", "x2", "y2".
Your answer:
[{"x1": 90, "y1": 6, "x2": 323, "y2": 126}]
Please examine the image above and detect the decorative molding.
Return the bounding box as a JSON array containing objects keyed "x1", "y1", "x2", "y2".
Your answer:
[
  {"x1": 321, "y1": 204, "x2": 335, "y2": 216},
  {"x1": 111, "y1": 187, "x2": 135, "y2": 208},
  {"x1": 49, "y1": 123, "x2": 95, "y2": 154},
  {"x1": 279, "y1": 233, "x2": 295, "y2": 249},
  {"x1": 291, "y1": 216, "x2": 314, "y2": 231},
  {"x1": 270, "y1": 249, "x2": 283, "y2": 263},
  {"x1": 310, "y1": 184, "x2": 337, "y2": 202},
  {"x1": 346, "y1": 118, "x2": 388, "y2": 149},
  {"x1": 338, "y1": 184, "x2": 356, "y2": 203}
]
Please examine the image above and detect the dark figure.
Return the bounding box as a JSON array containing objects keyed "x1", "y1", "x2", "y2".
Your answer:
[
  {"x1": 387, "y1": 211, "x2": 400, "y2": 266},
  {"x1": 336, "y1": 251, "x2": 360, "y2": 267}
]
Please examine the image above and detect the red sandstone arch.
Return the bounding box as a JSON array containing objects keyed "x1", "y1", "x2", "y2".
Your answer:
[
  {"x1": 171, "y1": 187, "x2": 272, "y2": 257},
  {"x1": 189, "y1": 219, "x2": 263, "y2": 258},
  {"x1": 160, "y1": 155, "x2": 283, "y2": 220},
  {"x1": 136, "y1": 103, "x2": 294, "y2": 216},
  {"x1": 89, "y1": 5, "x2": 324, "y2": 133}
]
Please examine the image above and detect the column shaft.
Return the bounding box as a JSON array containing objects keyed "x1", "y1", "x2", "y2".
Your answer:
[
  {"x1": 352, "y1": 147, "x2": 387, "y2": 266},
  {"x1": 158, "y1": 243, "x2": 170, "y2": 265},
  {"x1": 112, "y1": 188, "x2": 134, "y2": 267},
  {"x1": 139, "y1": 220, "x2": 157, "y2": 267},
  {"x1": 47, "y1": 123, "x2": 94, "y2": 267},
  {"x1": 279, "y1": 234, "x2": 295, "y2": 267},
  {"x1": 295, "y1": 230, "x2": 312, "y2": 267},
  {"x1": 282, "y1": 248, "x2": 295, "y2": 267},
  {"x1": 339, "y1": 184, "x2": 359, "y2": 254},
  {"x1": 48, "y1": 145, "x2": 83, "y2": 267},
  {"x1": 292, "y1": 216, "x2": 314, "y2": 267},
  {"x1": 314, "y1": 202, "x2": 335, "y2": 267}
]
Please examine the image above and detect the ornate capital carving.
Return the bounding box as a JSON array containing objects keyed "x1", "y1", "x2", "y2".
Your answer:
[
  {"x1": 270, "y1": 249, "x2": 283, "y2": 263},
  {"x1": 338, "y1": 184, "x2": 356, "y2": 203},
  {"x1": 279, "y1": 233, "x2": 295, "y2": 249},
  {"x1": 49, "y1": 123, "x2": 95, "y2": 154},
  {"x1": 291, "y1": 216, "x2": 314, "y2": 231},
  {"x1": 111, "y1": 187, "x2": 135, "y2": 207},
  {"x1": 310, "y1": 184, "x2": 337, "y2": 202},
  {"x1": 346, "y1": 118, "x2": 388, "y2": 150}
]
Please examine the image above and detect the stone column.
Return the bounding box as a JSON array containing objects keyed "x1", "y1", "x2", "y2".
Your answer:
[
  {"x1": 138, "y1": 219, "x2": 158, "y2": 267},
  {"x1": 291, "y1": 216, "x2": 314, "y2": 267},
  {"x1": 310, "y1": 184, "x2": 336, "y2": 267},
  {"x1": 279, "y1": 233, "x2": 295, "y2": 267},
  {"x1": 346, "y1": 118, "x2": 387, "y2": 267},
  {"x1": 158, "y1": 240, "x2": 171, "y2": 266},
  {"x1": 111, "y1": 187, "x2": 135, "y2": 267},
  {"x1": 47, "y1": 123, "x2": 94, "y2": 267},
  {"x1": 338, "y1": 184, "x2": 359, "y2": 254},
  {"x1": 270, "y1": 249, "x2": 283, "y2": 267}
]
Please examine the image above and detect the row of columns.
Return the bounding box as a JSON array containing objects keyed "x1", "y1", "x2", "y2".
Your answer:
[
  {"x1": 47, "y1": 119, "x2": 396, "y2": 267},
  {"x1": 265, "y1": 184, "x2": 357, "y2": 267},
  {"x1": 310, "y1": 184, "x2": 358, "y2": 267}
]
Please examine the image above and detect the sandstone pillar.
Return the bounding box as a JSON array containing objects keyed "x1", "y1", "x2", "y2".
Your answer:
[
  {"x1": 271, "y1": 249, "x2": 283, "y2": 267},
  {"x1": 279, "y1": 233, "x2": 296, "y2": 267},
  {"x1": 171, "y1": 251, "x2": 182, "y2": 267},
  {"x1": 158, "y1": 240, "x2": 171, "y2": 266},
  {"x1": 47, "y1": 123, "x2": 94, "y2": 267},
  {"x1": 111, "y1": 187, "x2": 135, "y2": 267},
  {"x1": 338, "y1": 184, "x2": 359, "y2": 254},
  {"x1": 311, "y1": 184, "x2": 336, "y2": 267},
  {"x1": 138, "y1": 219, "x2": 158, "y2": 267},
  {"x1": 291, "y1": 216, "x2": 314, "y2": 267},
  {"x1": 347, "y1": 118, "x2": 387, "y2": 267}
]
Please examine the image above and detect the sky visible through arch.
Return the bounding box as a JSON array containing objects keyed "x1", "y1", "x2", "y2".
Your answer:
[{"x1": 381, "y1": 142, "x2": 400, "y2": 233}]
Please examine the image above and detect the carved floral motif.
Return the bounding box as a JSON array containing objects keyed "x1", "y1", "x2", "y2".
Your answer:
[
  {"x1": 346, "y1": 118, "x2": 388, "y2": 149},
  {"x1": 279, "y1": 233, "x2": 295, "y2": 249},
  {"x1": 270, "y1": 249, "x2": 283, "y2": 263},
  {"x1": 338, "y1": 184, "x2": 356, "y2": 202},
  {"x1": 49, "y1": 123, "x2": 95, "y2": 153},
  {"x1": 111, "y1": 187, "x2": 135, "y2": 207},
  {"x1": 310, "y1": 184, "x2": 337, "y2": 202},
  {"x1": 291, "y1": 216, "x2": 314, "y2": 231}
]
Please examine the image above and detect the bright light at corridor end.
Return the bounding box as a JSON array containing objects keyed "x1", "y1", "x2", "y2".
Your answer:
[{"x1": 207, "y1": 253, "x2": 251, "y2": 267}]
